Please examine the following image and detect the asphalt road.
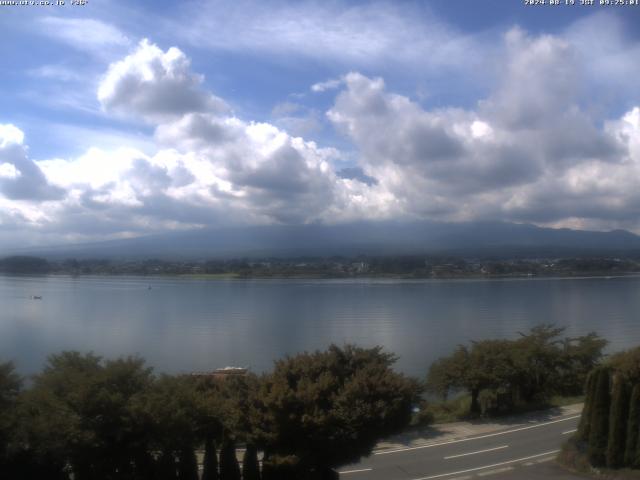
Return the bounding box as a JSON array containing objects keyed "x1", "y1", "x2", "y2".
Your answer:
[{"x1": 339, "y1": 413, "x2": 581, "y2": 480}]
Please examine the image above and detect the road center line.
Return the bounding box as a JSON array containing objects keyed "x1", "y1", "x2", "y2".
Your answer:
[
  {"x1": 444, "y1": 445, "x2": 508, "y2": 460},
  {"x1": 562, "y1": 429, "x2": 577, "y2": 435},
  {"x1": 375, "y1": 415, "x2": 579, "y2": 456},
  {"x1": 412, "y1": 450, "x2": 560, "y2": 480},
  {"x1": 339, "y1": 468, "x2": 373, "y2": 475}
]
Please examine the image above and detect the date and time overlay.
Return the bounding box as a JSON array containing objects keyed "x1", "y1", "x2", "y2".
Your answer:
[
  {"x1": 0, "y1": 0, "x2": 87, "y2": 7},
  {"x1": 1, "y1": 0, "x2": 639, "y2": 7}
]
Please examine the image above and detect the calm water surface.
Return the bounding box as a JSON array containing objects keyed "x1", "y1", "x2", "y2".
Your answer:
[{"x1": 1, "y1": 275, "x2": 639, "y2": 377}]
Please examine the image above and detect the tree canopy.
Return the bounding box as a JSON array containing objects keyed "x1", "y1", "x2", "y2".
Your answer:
[
  {"x1": 259, "y1": 344, "x2": 420, "y2": 473},
  {"x1": 426, "y1": 325, "x2": 607, "y2": 416}
]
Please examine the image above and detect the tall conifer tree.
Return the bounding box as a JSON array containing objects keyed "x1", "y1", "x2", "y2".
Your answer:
[
  {"x1": 624, "y1": 384, "x2": 640, "y2": 467},
  {"x1": 202, "y1": 437, "x2": 219, "y2": 480},
  {"x1": 219, "y1": 439, "x2": 241, "y2": 480},
  {"x1": 588, "y1": 368, "x2": 611, "y2": 467},
  {"x1": 606, "y1": 376, "x2": 630, "y2": 468}
]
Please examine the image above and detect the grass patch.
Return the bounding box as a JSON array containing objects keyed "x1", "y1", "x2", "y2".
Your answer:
[
  {"x1": 557, "y1": 437, "x2": 594, "y2": 475},
  {"x1": 422, "y1": 394, "x2": 583, "y2": 425},
  {"x1": 423, "y1": 395, "x2": 472, "y2": 424}
]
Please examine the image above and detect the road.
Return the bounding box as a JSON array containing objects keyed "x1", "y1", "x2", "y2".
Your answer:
[{"x1": 339, "y1": 413, "x2": 581, "y2": 480}]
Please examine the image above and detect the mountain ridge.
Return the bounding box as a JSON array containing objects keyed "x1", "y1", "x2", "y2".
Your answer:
[{"x1": 7, "y1": 220, "x2": 640, "y2": 260}]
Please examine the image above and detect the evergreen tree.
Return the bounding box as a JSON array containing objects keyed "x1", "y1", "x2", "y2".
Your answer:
[
  {"x1": 219, "y1": 439, "x2": 241, "y2": 480},
  {"x1": 178, "y1": 447, "x2": 199, "y2": 480},
  {"x1": 242, "y1": 444, "x2": 261, "y2": 480},
  {"x1": 606, "y1": 376, "x2": 630, "y2": 468},
  {"x1": 202, "y1": 437, "x2": 219, "y2": 480},
  {"x1": 588, "y1": 368, "x2": 611, "y2": 467},
  {"x1": 624, "y1": 384, "x2": 640, "y2": 467},
  {"x1": 577, "y1": 369, "x2": 597, "y2": 441},
  {"x1": 157, "y1": 451, "x2": 178, "y2": 480},
  {"x1": 261, "y1": 452, "x2": 275, "y2": 480}
]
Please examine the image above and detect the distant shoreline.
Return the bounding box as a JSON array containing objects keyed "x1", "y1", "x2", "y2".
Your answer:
[{"x1": 3, "y1": 271, "x2": 640, "y2": 281}]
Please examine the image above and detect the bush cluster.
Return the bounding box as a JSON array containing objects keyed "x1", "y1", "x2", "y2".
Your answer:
[
  {"x1": 0, "y1": 345, "x2": 420, "y2": 480},
  {"x1": 426, "y1": 325, "x2": 606, "y2": 416}
]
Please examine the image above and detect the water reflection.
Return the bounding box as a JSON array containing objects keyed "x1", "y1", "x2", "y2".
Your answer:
[{"x1": 1, "y1": 275, "x2": 639, "y2": 376}]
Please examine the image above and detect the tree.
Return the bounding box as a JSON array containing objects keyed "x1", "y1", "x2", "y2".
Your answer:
[
  {"x1": 259, "y1": 344, "x2": 420, "y2": 474},
  {"x1": 157, "y1": 451, "x2": 178, "y2": 480},
  {"x1": 0, "y1": 255, "x2": 50, "y2": 274},
  {"x1": 606, "y1": 375, "x2": 629, "y2": 468},
  {"x1": 137, "y1": 374, "x2": 207, "y2": 477},
  {"x1": 427, "y1": 326, "x2": 607, "y2": 417},
  {"x1": 559, "y1": 332, "x2": 607, "y2": 395},
  {"x1": 587, "y1": 368, "x2": 611, "y2": 467},
  {"x1": 577, "y1": 369, "x2": 597, "y2": 442},
  {"x1": 624, "y1": 384, "x2": 640, "y2": 467},
  {"x1": 219, "y1": 439, "x2": 241, "y2": 480},
  {"x1": 201, "y1": 437, "x2": 219, "y2": 480},
  {"x1": 0, "y1": 362, "x2": 22, "y2": 476},
  {"x1": 610, "y1": 347, "x2": 640, "y2": 383},
  {"x1": 467, "y1": 340, "x2": 519, "y2": 414},
  {"x1": 18, "y1": 351, "x2": 155, "y2": 480},
  {"x1": 242, "y1": 444, "x2": 261, "y2": 480},
  {"x1": 177, "y1": 447, "x2": 199, "y2": 480},
  {"x1": 426, "y1": 347, "x2": 468, "y2": 401},
  {"x1": 513, "y1": 325, "x2": 566, "y2": 403}
]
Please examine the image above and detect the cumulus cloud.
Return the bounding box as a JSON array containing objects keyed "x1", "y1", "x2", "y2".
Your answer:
[
  {"x1": 3, "y1": 23, "x2": 640, "y2": 248},
  {"x1": 2, "y1": 39, "x2": 369, "y2": 243},
  {"x1": 0, "y1": 124, "x2": 64, "y2": 202},
  {"x1": 326, "y1": 28, "x2": 637, "y2": 228},
  {"x1": 98, "y1": 39, "x2": 227, "y2": 123}
]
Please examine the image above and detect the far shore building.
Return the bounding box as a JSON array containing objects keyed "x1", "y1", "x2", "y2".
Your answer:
[{"x1": 191, "y1": 366, "x2": 248, "y2": 380}]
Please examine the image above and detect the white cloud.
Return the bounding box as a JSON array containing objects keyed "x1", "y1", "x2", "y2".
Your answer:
[
  {"x1": 0, "y1": 124, "x2": 25, "y2": 147},
  {"x1": 37, "y1": 17, "x2": 130, "y2": 57},
  {"x1": 0, "y1": 163, "x2": 20, "y2": 180},
  {"x1": 0, "y1": 124, "x2": 64, "y2": 202},
  {"x1": 28, "y1": 64, "x2": 83, "y2": 83},
  {"x1": 175, "y1": 1, "x2": 480, "y2": 72},
  {"x1": 98, "y1": 39, "x2": 227, "y2": 123},
  {"x1": 311, "y1": 78, "x2": 343, "y2": 93},
  {"x1": 3, "y1": 19, "x2": 640, "y2": 248},
  {"x1": 326, "y1": 32, "x2": 638, "y2": 229}
]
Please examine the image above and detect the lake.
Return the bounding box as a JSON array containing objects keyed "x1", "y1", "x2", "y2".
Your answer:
[{"x1": 1, "y1": 274, "x2": 639, "y2": 377}]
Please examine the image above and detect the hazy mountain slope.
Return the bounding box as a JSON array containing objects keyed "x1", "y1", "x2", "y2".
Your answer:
[{"x1": 9, "y1": 221, "x2": 640, "y2": 260}]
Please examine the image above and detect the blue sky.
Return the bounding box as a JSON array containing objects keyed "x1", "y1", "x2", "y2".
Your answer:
[{"x1": 1, "y1": 1, "x2": 640, "y2": 247}]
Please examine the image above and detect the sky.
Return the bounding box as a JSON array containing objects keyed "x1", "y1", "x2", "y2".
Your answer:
[{"x1": 1, "y1": 0, "x2": 640, "y2": 248}]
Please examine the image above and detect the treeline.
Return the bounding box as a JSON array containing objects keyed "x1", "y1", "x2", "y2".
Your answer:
[
  {"x1": 0, "y1": 328, "x2": 612, "y2": 479},
  {"x1": 569, "y1": 347, "x2": 640, "y2": 470},
  {"x1": 0, "y1": 345, "x2": 418, "y2": 480},
  {"x1": 0, "y1": 256, "x2": 50, "y2": 274},
  {"x1": 2, "y1": 255, "x2": 640, "y2": 278},
  {"x1": 426, "y1": 325, "x2": 607, "y2": 416}
]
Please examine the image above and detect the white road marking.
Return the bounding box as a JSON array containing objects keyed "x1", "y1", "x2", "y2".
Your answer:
[
  {"x1": 477, "y1": 466, "x2": 514, "y2": 476},
  {"x1": 411, "y1": 450, "x2": 560, "y2": 480},
  {"x1": 444, "y1": 445, "x2": 508, "y2": 460},
  {"x1": 534, "y1": 456, "x2": 555, "y2": 463},
  {"x1": 339, "y1": 468, "x2": 373, "y2": 475},
  {"x1": 375, "y1": 415, "x2": 579, "y2": 456},
  {"x1": 562, "y1": 429, "x2": 577, "y2": 435}
]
